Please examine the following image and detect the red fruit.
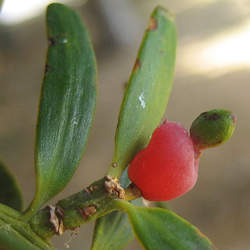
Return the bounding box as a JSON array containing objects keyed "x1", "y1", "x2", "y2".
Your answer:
[{"x1": 128, "y1": 121, "x2": 200, "y2": 201}]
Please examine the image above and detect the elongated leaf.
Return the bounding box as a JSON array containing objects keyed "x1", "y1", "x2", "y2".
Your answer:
[
  {"x1": 116, "y1": 201, "x2": 214, "y2": 250},
  {"x1": 0, "y1": 162, "x2": 22, "y2": 211},
  {"x1": 0, "y1": 220, "x2": 54, "y2": 250},
  {"x1": 91, "y1": 170, "x2": 143, "y2": 250},
  {"x1": 0, "y1": 204, "x2": 53, "y2": 250},
  {"x1": 28, "y1": 3, "x2": 97, "y2": 214},
  {"x1": 91, "y1": 199, "x2": 145, "y2": 250},
  {"x1": 91, "y1": 210, "x2": 134, "y2": 250},
  {"x1": 109, "y1": 6, "x2": 177, "y2": 177}
]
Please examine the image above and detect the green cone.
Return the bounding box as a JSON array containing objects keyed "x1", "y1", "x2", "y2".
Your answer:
[{"x1": 190, "y1": 109, "x2": 236, "y2": 150}]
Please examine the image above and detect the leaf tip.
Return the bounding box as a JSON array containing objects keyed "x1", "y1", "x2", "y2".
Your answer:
[{"x1": 153, "y1": 5, "x2": 175, "y2": 22}]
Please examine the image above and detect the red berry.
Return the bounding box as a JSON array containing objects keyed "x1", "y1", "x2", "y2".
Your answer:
[{"x1": 128, "y1": 121, "x2": 200, "y2": 201}]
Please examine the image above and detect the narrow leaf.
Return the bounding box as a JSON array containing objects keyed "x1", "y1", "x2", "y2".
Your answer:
[
  {"x1": 91, "y1": 210, "x2": 134, "y2": 250},
  {"x1": 117, "y1": 201, "x2": 215, "y2": 250},
  {"x1": 91, "y1": 170, "x2": 143, "y2": 250},
  {"x1": 0, "y1": 162, "x2": 22, "y2": 211},
  {"x1": 109, "y1": 6, "x2": 177, "y2": 177},
  {"x1": 0, "y1": 220, "x2": 54, "y2": 250},
  {"x1": 28, "y1": 3, "x2": 97, "y2": 214},
  {"x1": 0, "y1": 204, "x2": 53, "y2": 250}
]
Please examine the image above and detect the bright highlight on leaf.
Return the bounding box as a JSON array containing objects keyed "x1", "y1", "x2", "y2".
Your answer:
[
  {"x1": 26, "y1": 3, "x2": 97, "y2": 216},
  {"x1": 109, "y1": 6, "x2": 177, "y2": 178}
]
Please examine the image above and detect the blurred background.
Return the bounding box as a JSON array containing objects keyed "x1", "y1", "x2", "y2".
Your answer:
[{"x1": 0, "y1": 0, "x2": 249, "y2": 249}]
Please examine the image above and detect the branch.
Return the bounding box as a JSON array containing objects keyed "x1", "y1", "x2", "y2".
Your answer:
[{"x1": 29, "y1": 176, "x2": 141, "y2": 240}]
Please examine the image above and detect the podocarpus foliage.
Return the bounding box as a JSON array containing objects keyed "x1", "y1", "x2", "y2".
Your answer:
[{"x1": 0, "y1": 3, "x2": 235, "y2": 250}]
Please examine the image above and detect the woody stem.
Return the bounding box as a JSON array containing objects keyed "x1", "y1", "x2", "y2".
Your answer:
[{"x1": 29, "y1": 176, "x2": 141, "y2": 240}]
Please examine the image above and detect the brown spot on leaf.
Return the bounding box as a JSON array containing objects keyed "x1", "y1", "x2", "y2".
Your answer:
[
  {"x1": 133, "y1": 59, "x2": 141, "y2": 72},
  {"x1": 148, "y1": 17, "x2": 158, "y2": 31},
  {"x1": 45, "y1": 64, "x2": 51, "y2": 74},
  {"x1": 49, "y1": 37, "x2": 56, "y2": 46},
  {"x1": 123, "y1": 81, "x2": 128, "y2": 89}
]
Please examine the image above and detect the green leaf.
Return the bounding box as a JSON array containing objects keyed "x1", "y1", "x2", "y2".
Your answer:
[
  {"x1": 91, "y1": 199, "x2": 145, "y2": 250},
  {"x1": 0, "y1": 162, "x2": 22, "y2": 211},
  {"x1": 91, "y1": 170, "x2": 143, "y2": 250},
  {"x1": 0, "y1": 220, "x2": 54, "y2": 250},
  {"x1": 91, "y1": 210, "x2": 134, "y2": 250},
  {"x1": 0, "y1": 204, "x2": 53, "y2": 250},
  {"x1": 27, "y1": 3, "x2": 97, "y2": 215},
  {"x1": 109, "y1": 6, "x2": 177, "y2": 177},
  {"x1": 116, "y1": 201, "x2": 215, "y2": 250}
]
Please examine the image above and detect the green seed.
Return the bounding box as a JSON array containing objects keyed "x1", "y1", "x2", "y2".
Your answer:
[{"x1": 190, "y1": 109, "x2": 236, "y2": 149}]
